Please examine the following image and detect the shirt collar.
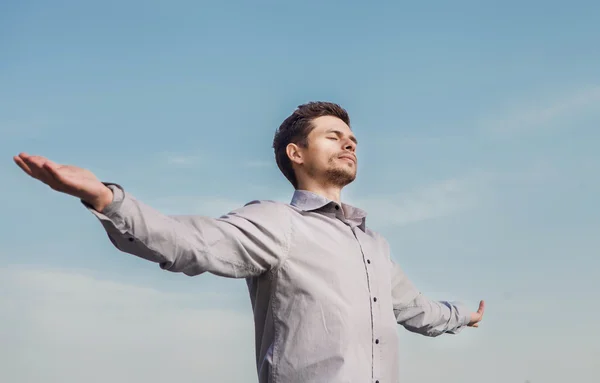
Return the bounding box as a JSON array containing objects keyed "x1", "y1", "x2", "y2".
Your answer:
[{"x1": 290, "y1": 190, "x2": 367, "y2": 230}]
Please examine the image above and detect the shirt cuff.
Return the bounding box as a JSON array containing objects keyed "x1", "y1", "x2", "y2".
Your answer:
[
  {"x1": 81, "y1": 183, "x2": 125, "y2": 217},
  {"x1": 448, "y1": 300, "x2": 472, "y2": 328},
  {"x1": 100, "y1": 183, "x2": 125, "y2": 215},
  {"x1": 461, "y1": 311, "x2": 471, "y2": 327},
  {"x1": 454, "y1": 301, "x2": 472, "y2": 327}
]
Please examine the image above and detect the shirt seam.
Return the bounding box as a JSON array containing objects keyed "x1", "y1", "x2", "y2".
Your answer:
[
  {"x1": 269, "y1": 266, "x2": 281, "y2": 383},
  {"x1": 269, "y1": 205, "x2": 294, "y2": 383},
  {"x1": 268, "y1": 203, "x2": 294, "y2": 274},
  {"x1": 203, "y1": 219, "x2": 266, "y2": 275}
]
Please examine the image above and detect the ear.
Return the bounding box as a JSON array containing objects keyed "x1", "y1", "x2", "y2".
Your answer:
[{"x1": 286, "y1": 143, "x2": 304, "y2": 165}]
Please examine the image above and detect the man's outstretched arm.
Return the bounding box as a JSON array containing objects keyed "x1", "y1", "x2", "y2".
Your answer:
[
  {"x1": 389, "y1": 259, "x2": 485, "y2": 337},
  {"x1": 13, "y1": 153, "x2": 291, "y2": 278}
]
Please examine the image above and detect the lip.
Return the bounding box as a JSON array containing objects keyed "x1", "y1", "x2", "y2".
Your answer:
[{"x1": 338, "y1": 155, "x2": 356, "y2": 164}]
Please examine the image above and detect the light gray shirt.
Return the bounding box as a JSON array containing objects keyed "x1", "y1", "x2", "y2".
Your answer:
[{"x1": 86, "y1": 184, "x2": 470, "y2": 383}]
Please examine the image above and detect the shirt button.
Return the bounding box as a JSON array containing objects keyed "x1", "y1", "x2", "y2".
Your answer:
[
  {"x1": 367, "y1": 259, "x2": 371, "y2": 264},
  {"x1": 334, "y1": 205, "x2": 340, "y2": 210},
  {"x1": 375, "y1": 339, "x2": 379, "y2": 344},
  {"x1": 373, "y1": 297, "x2": 377, "y2": 302},
  {"x1": 128, "y1": 237, "x2": 134, "y2": 242}
]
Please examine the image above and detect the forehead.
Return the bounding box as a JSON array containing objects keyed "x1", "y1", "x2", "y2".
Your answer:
[{"x1": 310, "y1": 115, "x2": 352, "y2": 135}]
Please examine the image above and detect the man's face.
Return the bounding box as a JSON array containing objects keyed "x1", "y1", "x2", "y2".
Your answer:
[{"x1": 296, "y1": 115, "x2": 358, "y2": 187}]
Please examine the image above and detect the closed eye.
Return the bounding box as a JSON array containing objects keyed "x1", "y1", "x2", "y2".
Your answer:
[{"x1": 325, "y1": 129, "x2": 358, "y2": 145}]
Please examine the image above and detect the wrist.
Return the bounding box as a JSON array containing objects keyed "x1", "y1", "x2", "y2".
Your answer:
[{"x1": 90, "y1": 186, "x2": 114, "y2": 212}]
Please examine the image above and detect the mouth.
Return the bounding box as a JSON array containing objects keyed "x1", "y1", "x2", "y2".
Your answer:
[{"x1": 338, "y1": 155, "x2": 356, "y2": 164}]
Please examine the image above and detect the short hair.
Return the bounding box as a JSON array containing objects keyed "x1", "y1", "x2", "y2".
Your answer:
[{"x1": 272, "y1": 101, "x2": 350, "y2": 188}]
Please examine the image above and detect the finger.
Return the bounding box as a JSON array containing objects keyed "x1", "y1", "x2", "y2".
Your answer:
[
  {"x1": 478, "y1": 300, "x2": 485, "y2": 315},
  {"x1": 21, "y1": 155, "x2": 46, "y2": 178},
  {"x1": 21, "y1": 155, "x2": 46, "y2": 172},
  {"x1": 22, "y1": 155, "x2": 55, "y2": 185},
  {"x1": 14, "y1": 156, "x2": 33, "y2": 176},
  {"x1": 472, "y1": 323, "x2": 479, "y2": 328},
  {"x1": 43, "y1": 160, "x2": 67, "y2": 186},
  {"x1": 17, "y1": 152, "x2": 38, "y2": 166}
]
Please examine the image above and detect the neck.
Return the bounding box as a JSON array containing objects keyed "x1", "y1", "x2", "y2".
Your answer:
[{"x1": 296, "y1": 179, "x2": 343, "y2": 203}]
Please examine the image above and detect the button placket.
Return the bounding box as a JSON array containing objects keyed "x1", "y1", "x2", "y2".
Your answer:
[{"x1": 353, "y1": 228, "x2": 383, "y2": 382}]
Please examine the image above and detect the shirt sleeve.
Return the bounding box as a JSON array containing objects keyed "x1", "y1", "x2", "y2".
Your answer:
[
  {"x1": 390, "y1": 259, "x2": 471, "y2": 337},
  {"x1": 82, "y1": 183, "x2": 292, "y2": 278}
]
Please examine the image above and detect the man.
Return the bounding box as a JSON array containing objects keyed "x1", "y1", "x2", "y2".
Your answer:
[{"x1": 14, "y1": 101, "x2": 484, "y2": 383}]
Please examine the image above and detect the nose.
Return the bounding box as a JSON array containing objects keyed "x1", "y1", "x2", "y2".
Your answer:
[{"x1": 344, "y1": 139, "x2": 356, "y2": 152}]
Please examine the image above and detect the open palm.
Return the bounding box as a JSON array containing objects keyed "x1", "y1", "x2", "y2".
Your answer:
[{"x1": 13, "y1": 152, "x2": 113, "y2": 211}]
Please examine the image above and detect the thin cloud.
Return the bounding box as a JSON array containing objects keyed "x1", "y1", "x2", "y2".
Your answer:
[
  {"x1": 350, "y1": 178, "x2": 479, "y2": 227},
  {"x1": 165, "y1": 154, "x2": 201, "y2": 166},
  {"x1": 0, "y1": 267, "x2": 256, "y2": 383},
  {"x1": 480, "y1": 86, "x2": 600, "y2": 136}
]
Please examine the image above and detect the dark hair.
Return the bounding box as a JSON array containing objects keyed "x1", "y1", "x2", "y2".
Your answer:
[{"x1": 272, "y1": 101, "x2": 350, "y2": 188}]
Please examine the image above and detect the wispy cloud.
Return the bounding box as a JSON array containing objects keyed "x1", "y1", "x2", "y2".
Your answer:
[
  {"x1": 0, "y1": 266, "x2": 255, "y2": 383},
  {"x1": 480, "y1": 86, "x2": 600, "y2": 136},
  {"x1": 161, "y1": 153, "x2": 272, "y2": 170},
  {"x1": 149, "y1": 176, "x2": 478, "y2": 226},
  {"x1": 350, "y1": 177, "x2": 480, "y2": 227},
  {"x1": 164, "y1": 153, "x2": 202, "y2": 166}
]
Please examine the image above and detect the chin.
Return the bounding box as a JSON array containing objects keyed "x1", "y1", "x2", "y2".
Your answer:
[{"x1": 326, "y1": 167, "x2": 356, "y2": 187}]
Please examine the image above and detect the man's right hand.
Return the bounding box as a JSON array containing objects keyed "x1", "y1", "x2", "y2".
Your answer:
[{"x1": 13, "y1": 153, "x2": 114, "y2": 212}]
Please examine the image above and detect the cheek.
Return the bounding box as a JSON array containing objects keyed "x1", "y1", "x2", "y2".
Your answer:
[{"x1": 307, "y1": 144, "x2": 333, "y2": 164}]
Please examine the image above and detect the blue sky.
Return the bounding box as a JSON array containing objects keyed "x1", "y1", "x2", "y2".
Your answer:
[{"x1": 1, "y1": 0, "x2": 599, "y2": 382}]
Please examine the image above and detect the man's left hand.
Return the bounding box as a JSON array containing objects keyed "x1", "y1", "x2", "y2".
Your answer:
[{"x1": 468, "y1": 300, "x2": 485, "y2": 327}]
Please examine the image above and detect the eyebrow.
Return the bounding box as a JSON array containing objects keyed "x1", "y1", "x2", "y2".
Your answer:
[{"x1": 326, "y1": 129, "x2": 358, "y2": 145}]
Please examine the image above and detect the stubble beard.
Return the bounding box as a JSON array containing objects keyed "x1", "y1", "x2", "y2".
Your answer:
[
  {"x1": 325, "y1": 157, "x2": 356, "y2": 187},
  {"x1": 304, "y1": 157, "x2": 357, "y2": 188}
]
